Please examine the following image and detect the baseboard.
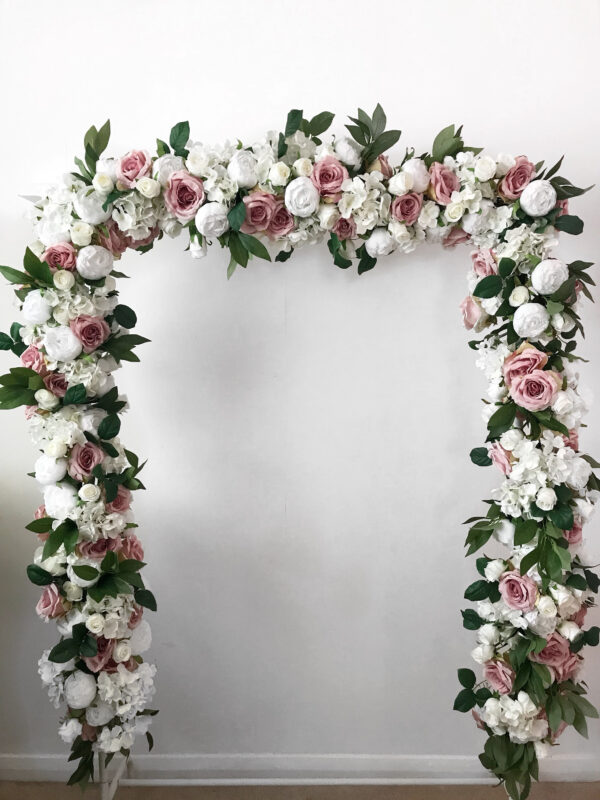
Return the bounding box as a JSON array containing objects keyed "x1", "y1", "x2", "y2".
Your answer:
[{"x1": 1, "y1": 752, "x2": 599, "y2": 785}]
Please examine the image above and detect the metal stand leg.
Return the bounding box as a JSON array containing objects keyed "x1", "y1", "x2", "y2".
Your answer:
[{"x1": 98, "y1": 753, "x2": 127, "y2": 800}]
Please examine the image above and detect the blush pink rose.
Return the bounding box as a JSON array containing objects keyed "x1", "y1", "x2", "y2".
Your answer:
[
  {"x1": 164, "y1": 170, "x2": 205, "y2": 221},
  {"x1": 489, "y1": 442, "x2": 512, "y2": 475},
  {"x1": 564, "y1": 518, "x2": 583, "y2": 546},
  {"x1": 128, "y1": 603, "x2": 144, "y2": 630},
  {"x1": 443, "y1": 227, "x2": 471, "y2": 248},
  {"x1": 83, "y1": 636, "x2": 115, "y2": 673},
  {"x1": 310, "y1": 156, "x2": 349, "y2": 201},
  {"x1": 267, "y1": 201, "x2": 295, "y2": 239},
  {"x1": 24, "y1": 405, "x2": 38, "y2": 420},
  {"x1": 43, "y1": 372, "x2": 68, "y2": 397},
  {"x1": 530, "y1": 632, "x2": 570, "y2": 668},
  {"x1": 390, "y1": 193, "x2": 423, "y2": 225},
  {"x1": 241, "y1": 191, "x2": 278, "y2": 234},
  {"x1": 499, "y1": 156, "x2": 535, "y2": 200},
  {"x1": 34, "y1": 504, "x2": 47, "y2": 520},
  {"x1": 509, "y1": 369, "x2": 560, "y2": 411},
  {"x1": 471, "y1": 249, "x2": 497, "y2": 277},
  {"x1": 21, "y1": 345, "x2": 47, "y2": 375},
  {"x1": 570, "y1": 605, "x2": 587, "y2": 628},
  {"x1": 554, "y1": 652, "x2": 582, "y2": 683},
  {"x1": 368, "y1": 154, "x2": 393, "y2": 179},
  {"x1": 105, "y1": 485, "x2": 132, "y2": 514},
  {"x1": 428, "y1": 162, "x2": 460, "y2": 205},
  {"x1": 41, "y1": 242, "x2": 77, "y2": 271},
  {"x1": 503, "y1": 343, "x2": 549, "y2": 388},
  {"x1": 97, "y1": 220, "x2": 130, "y2": 257},
  {"x1": 332, "y1": 215, "x2": 357, "y2": 241},
  {"x1": 460, "y1": 296, "x2": 483, "y2": 330},
  {"x1": 121, "y1": 532, "x2": 144, "y2": 561},
  {"x1": 563, "y1": 429, "x2": 579, "y2": 451},
  {"x1": 557, "y1": 199, "x2": 569, "y2": 217},
  {"x1": 484, "y1": 660, "x2": 514, "y2": 695},
  {"x1": 116, "y1": 150, "x2": 152, "y2": 189},
  {"x1": 70, "y1": 315, "x2": 110, "y2": 354},
  {"x1": 36, "y1": 583, "x2": 66, "y2": 621},
  {"x1": 498, "y1": 570, "x2": 537, "y2": 611},
  {"x1": 78, "y1": 537, "x2": 122, "y2": 560},
  {"x1": 68, "y1": 442, "x2": 105, "y2": 481}
]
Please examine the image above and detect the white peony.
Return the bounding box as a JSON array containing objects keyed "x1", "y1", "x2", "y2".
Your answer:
[
  {"x1": 53, "y1": 270, "x2": 75, "y2": 291},
  {"x1": 365, "y1": 228, "x2": 395, "y2": 258},
  {"x1": 512, "y1": 303, "x2": 550, "y2": 339},
  {"x1": 269, "y1": 161, "x2": 290, "y2": 186},
  {"x1": 22, "y1": 290, "x2": 52, "y2": 324},
  {"x1": 70, "y1": 221, "x2": 94, "y2": 247},
  {"x1": 64, "y1": 671, "x2": 97, "y2": 709},
  {"x1": 536, "y1": 487, "x2": 557, "y2": 511},
  {"x1": 76, "y1": 245, "x2": 114, "y2": 280},
  {"x1": 44, "y1": 326, "x2": 83, "y2": 362},
  {"x1": 79, "y1": 408, "x2": 107, "y2": 435},
  {"x1": 43, "y1": 483, "x2": 77, "y2": 520},
  {"x1": 401, "y1": 158, "x2": 430, "y2": 192},
  {"x1": 471, "y1": 643, "x2": 494, "y2": 664},
  {"x1": 474, "y1": 155, "x2": 497, "y2": 182},
  {"x1": 86, "y1": 702, "x2": 115, "y2": 727},
  {"x1": 45, "y1": 440, "x2": 67, "y2": 459},
  {"x1": 153, "y1": 154, "x2": 184, "y2": 186},
  {"x1": 484, "y1": 559, "x2": 506, "y2": 582},
  {"x1": 493, "y1": 519, "x2": 515, "y2": 547},
  {"x1": 227, "y1": 150, "x2": 258, "y2": 189},
  {"x1": 58, "y1": 719, "x2": 82, "y2": 744},
  {"x1": 35, "y1": 454, "x2": 67, "y2": 485},
  {"x1": 558, "y1": 621, "x2": 582, "y2": 642},
  {"x1": 530, "y1": 259, "x2": 569, "y2": 295},
  {"x1": 189, "y1": 236, "x2": 207, "y2": 259},
  {"x1": 73, "y1": 188, "x2": 112, "y2": 225},
  {"x1": 195, "y1": 202, "x2": 229, "y2": 238},
  {"x1": 334, "y1": 137, "x2": 362, "y2": 167},
  {"x1": 284, "y1": 177, "x2": 320, "y2": 218},
  {"x1": 567, "y1": 457, "x2": 592, "y2": 491},
  {"x1": 387, "y1": 171, "x2": 413, "y2": 196},
  {"x1": 519, "y1": 180, "x2": 558, "y2": 218},
  {"x1": 477, "y1": 623, "x2": 500, "y2": 646},
  {"x1": 509, "y1": 286, "x2": 529, "y2": 307}
]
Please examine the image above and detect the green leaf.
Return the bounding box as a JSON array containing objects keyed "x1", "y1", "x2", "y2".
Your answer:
[
  {"x1": 134, "y1": 588, "x2": 157, "y2": 612},
  {"x1": 72, "y1": 565, "x2": 99, "y2": 581},
  {"x1": 371, "y1": 103, "x2": 386, "y2": 138},
  {"x1": 0, "y1": 265, "x2": 31, "y2": 285},
  {"x1": 0, "y1": 332, "x2": 12, "y2": 349},
  {"x1": 464, "y1": 580, "x2": 490, "y2": 601},
  {"x1": 284, "y1": 109, "x2": 303, "y2": 138},
  {"x1": 79, "y1": 634, "x2": 98, "y2": 658},
  {"x1": 470, "y1": 447, "x2": 492, "y2": 466},
  {"x1": 498, "y1": 258, "x2": 516, "y2": 278},
  {"x1": 514, "y1": 519, "x2": 538, "y2": 546},
  {"x1": 169, "y1": 121, "x2": 190, "y2": 157},
  {"x1": 156, "y1": 138, "x2": 170, "y2": 156},
  {"x1": 113, "y1": 304, "x2": 137, "y2": 329},
  {"x1": 63, "y1": 384, "x2": 87, "y2": 405},
  {"x1": 550, "y1": 276, "x2": 577, "y2": 303},
  {"x1": 95, "y1": 120, "x2": 111, "y2": 156},
  {"x1": 357, "y1": 249, "x2": 376, "y2": 275},
  {"x1": 98, "y1": 414, "x2": 121, "y2": 440},
  {"x1": 554, "y1": 214, "x2": 584, "y2": 235},
  {"x1": 26, "y1": 564, "x2": 53, "y2": 586},
  {"x1": 146, "y1": 731, "x2": 154, "y2": 752},
  {"x1": 431, "y1": 124, "x2": 464, "y2": 162},
  {"x1": 228, "y1": 232, "x2": 249, "y2": 267},
  {"x1": 48, "y1": 638, "x2": 79, "y2": 663},
  {"x1": 309, "y1": 111, "x2": 335, "y2": 137},
  {"x1": 238, "y1": 232, "x2": 271, "y2": 261},
  {"x1": 461, "y1": 609, "x2": 484, "y2": 630},
  {"x1": 570, "y1": 694, "x2": 599, "y2": 719},
  {"x1": 453, "y1": 688, "x2": 477, "y2": 712},
  {"x1": 548, "y1": 503, "x2": 574, "y2": 531},
  {"x1": 473, "y1": 275, "x2": 502, "y2": 298},
  {"x1": 458, "y1": 668, "x2": 476, "y2": 689},
  {"x1": 23, "y1": 248, "x2": 53, "y2": 285},
  {"x1": 519, "y1": 547, "x2": 540, "y2": 576},
  {"x1": 363, "y1": 129, "x2": 401, "y2": 163},
  {"x1": 119, "y1": 559, "x2": 146, "y2": 573},
  {"x1": 487, "y1": 402, "x2": 516, "y2": 433},
  {"x1": 25, "y1": 517, "x2": 54, "y2": 533},
  {"x1": 565, "y1": 573, "x2": 587, "y2": 591},
  {"x1": 0, "y1": 385, "x2": 36, "y2": 410},
  {"x1": 227, "y1": 202, "x2": 246, "y2": 232},
  {"x1": 275, "y1": 248, "x2": 293, "y2": 263}
]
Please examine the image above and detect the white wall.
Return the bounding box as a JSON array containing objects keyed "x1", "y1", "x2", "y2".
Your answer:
[{"x1": 0, "y1": 0, "x2": 599, "y2": 781}]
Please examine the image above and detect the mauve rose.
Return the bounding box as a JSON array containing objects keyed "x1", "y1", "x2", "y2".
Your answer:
[
  {"x1": 164, "y1": 170, "x2": 205, "y2": 221},
  {"x1": 570, "y1": 605, "x2": 587, "y2": 628},
  {"x1": 97, "y1": 219, "x2": 129, "y2": 256},
  {"x1": 116, "y1": 150, "x2": 151, "y2": 189},
  {"x1": 83, "y1": 636, "x2": 115, "y2": 673},
  {"x1": 267, "y1": 201, "x2": 295, "y2": 239},
  {"x1": 565, "y1": 518, "x2": 583, "y2": 546},
  {"x1": 530, "y1": 632, "x2": 570, "y2": 668},
  {"x1": 121, "y1": 533, "x2": 144, "y2": 561},
  {"x1": 367, "y1": 154, "x2": 393, "y2": 179},
  {"x1": 24, "y1": 405, "x2": 37, "y2": 420},
  {"x1": 490, "y1": 442, "x2": 512, "y2": 475},
  {"x1": 81, "y1": 723, "x2": 97, "y2": 742},
  {"x1": 563, "y1": 429, "x2": 579, "y2": 451},
  {"x1": 471, "y1": 249, "x2": 497, "y2": 278},
  {"x1": 509, "y1": 369, "x2": 560, "y2": 411},
  {"x1": 43, "y1": 372, "x2": 68, "y2": 398},
  {"x1": 428, "y1": 162, "x2": 460, "y2": 205},
  {"x1": 443, "y1": 227, "x2": 470, "y2": 248},
  {"x1": 68, "y1": 442, "x2": 105, "y2": 481},
  {"x1": 42, "y1": 242, "x2": 77, "y2": 271},
  {"x1": 558, "y1": 199, "x2": 569, "y2": 217},
  {"x1": 332, "y1": 215, "x2": 357, "y2": 241},
  {"x1": 78, "y1": 537, "x2": 122, "y2": 560},
  {"x1": 241, "y1": 191, "x2": 277, "y2": 234},
  {"x1": 104, "y1": 656, "x2": 138, "y2": 674},
  {"x1": 503, "y1": 343, "x2": 549, "y2": 388},
  {"x1": 126, "y1": 226, "x2": 159, "y2": 250},
  {"x1": 472, "y1": 709, "x2": 486, "y2": 731},
  {"x1": 498, "y1": 570, "x2": 537, "y2": 611},
  {"x1": 310, "y1": 156, "x2": 349, "y2": 201},
  {"x1": 21, "y1": 345, "x2": 46, "y2": 375},
  {"x1": 554, "y1": 652, "x2": 582, "y2": 682},
  {"x1": 460, "y1": 296, "x2": 483, "y2": 330},
  {"x1": 105, "y1": 485, "x2": 132, "y2": 514},
  {"x1": 390, "y1": 192, "x2": 423, "y2": 225},
  {"x1": 128, "y1": 603, "x2": 144, "y2": 630},
  {"x1": 36, "y1": 583, "x2": 66, "y2": 621},
  {"x1": 70, "y1": 315, "x2": 110, "y2": 354},
  {"x1": 499, "y1": 155, "x2": 535, "y2": 200},
  {"x1": 35, "y1": 504, "x2": 46, "y2": 519},
  {"x1": 484, "y1": 660, "x2": 514, "y2": 694}
]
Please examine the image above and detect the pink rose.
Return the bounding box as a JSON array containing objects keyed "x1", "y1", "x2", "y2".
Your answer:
[
  {"x1": 471, "y1": 249, "x2": 497, "y2": 278},
  {"x1": 367, "y1": 154, "x2": 393, "y2": 179},
  {"x1": 460, "y1": 296, "x2": 483, "y2": 330},
  {"x1": 241, "y1": 191, "x2": 278, "y2": 234},
  {"x1": 34, "y1": 504, "x2": 47, "y2": 520},
  {"x1": 78, "y1": 537, "x2": 122, "y2": 560},
  {"x1": 390, "y1": 193, "x2": 423, "y2": 225},
  {"x1": 21, "y1": 345, "x2": 46, "y2": 375},
  {"x1": 484, "y1": 660, "x2": 514, "y2": 695},
  {"x1": 43, "y1": 372, "x2": 68, "y2": 398},
  {"x1": 128, "y1": 603, "x2": 144, "y2": 630},
  {"x1": 503, "y1": 343, "x2": 549, "y2": 388},
  {"x1": 36, "y1": 583, "x2": 66, "y2": 621},
  {"x1": 116, "y1": 150, "x2": 151, "y2": 189},
  {"x1": 70, "y1": 315, "x2": 110, "y2": 354},
  {"x1": 267, "y1": 201, "x2": 295, "y2": 239},
  {"x1": 105, "y1": 485, "x2": 132, "y2": 514},
  {"x1": 81, "y1": 723, "x2": 97, "y2": 742},
  {"x1": 428, "y1": 162, "x2": 460, "y2": 205},
  {"x1": 24, "y1": 405, "x2": 38, "y2": 420},
  {"x1": 121, "y1": 532, "x2": 144, "y2": 561},
  {"x1": 555, "y1": 652, "x2": 582, "y2": 682},
  {"x1": 499, "y1": 156, "x2": 535, "y2": 200},
  {"x1": 83, "y1": 636, "x2": 115, "y2": 673},
  {"x1": 558, "y1": 199, "x2": 569, "y2": 217},
  {"x1": 565, "y1": 518, "x2": 583, "y2": 546},
  {"x1": 310, "y1": 156, "x2": 349, "y2": 201},
  {"x1": 126, "y1": 226, "x2": 159, "y2": 250},
  {"x1": 570, "y1": 605, "x2": 587, "y2": 628},
  {"x1": 509, "y1": 369, "x2": 560, "y2": 411},
  {"x1": 530, "y1": 632, "x2": 570, "y2": 668},
  {"x1": 68, "y1": 442, "x2": 105, "y2": 481},
  {"x1": 489, "y1": 442, "x2": 512, "y2": 475},
  {"x1": 97, "y1": 220, "x2": 130, "y2": 257},
  {"x1": 442, "y1": 227, "x2": 470, "y2": 248},
  {"x1": 332, "y1": 215, "x2": 357, "y2": 241},
  {"x1": 498, "y1": 570, "x2": 537, "y2": 611},
  {"x1": 41, "y1": 242, "x2": 77, "y2": 271},
  {"x1": 164, "y1": 170, "x2": 205, "y2": 221}
]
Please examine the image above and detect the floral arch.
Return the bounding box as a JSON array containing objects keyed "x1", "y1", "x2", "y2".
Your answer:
[{"x1": 0, "y1": 106, "x2": 598, "y2": 800}]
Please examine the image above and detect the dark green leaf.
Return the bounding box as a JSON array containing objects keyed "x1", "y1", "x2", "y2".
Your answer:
[
  {"x1": 169, "y1": 121, "x2": 190, "y2": 157},
  {"x1": 453, "y1": 688, "x2": 477, "y2": 712},
  {"x1": 26, "y1": 564, "x2": 53, "y2": 586},
  {"x1": 458, "y1": 668, "x2": 476, "y2": 689},
  {"x1": 473, "y1": 275, "x2": 502, "y2": 298},
  {"x1": 309, "y1": 111, "x2": 335, "y2": 137},
  {"x1": 470, "y1": 447, "x2": 492, "y2": 466},
  {"x1": 134, "y1": 588, "x2": 157, "y2": 612},
  {"x1": 63, "y1": 384, "x2": 87, "y2": 405},
  {"x1": 25, "y1": 517, "x2": 54, "y2": 533},
  {"x1": 227, "y1": 202, "x2": 246, "y2": 232},
  {"x1": 98, "y1": 414, "x2": 121, "y2": 440},
  {"x1": 113, "y1": 304, "x2": 137, "y2": 329},
  {"x1": 284, "y1": 109, "x2": 303, "y2": 138},
  {"x1": 0, "y1": 265, "x2": 31, "y2": 285},
  {"x1": 554, "y1": 215, "x2": 584, "y2": 235},
  {"x1": 238, "y1": 232, "x2": 271, "y2": 261},
  {"x1": 48, "y1": 638, "x2": 79, "y2": 663}
]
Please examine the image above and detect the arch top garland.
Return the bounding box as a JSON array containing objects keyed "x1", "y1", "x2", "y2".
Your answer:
[{"x1": 0, "y1": 104, "x2": 598, "y2": 798}]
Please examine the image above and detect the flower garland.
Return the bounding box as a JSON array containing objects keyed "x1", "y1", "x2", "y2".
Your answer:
[{"x1": 0, "y1": 105, "x2": 597, "y2": 797}]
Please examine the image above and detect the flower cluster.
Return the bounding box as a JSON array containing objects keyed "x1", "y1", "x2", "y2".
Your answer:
[{"x1": 0, "y1": 107, "x2": 596, "y2": 797}]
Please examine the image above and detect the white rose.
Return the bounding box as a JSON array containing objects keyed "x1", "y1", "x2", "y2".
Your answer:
[
  {"x1": 365, "y1": 228, "x2": 395, "y2": 258},
  {"x1": 509, "y1": 286, "x2": 529, "y2": 307},
  {"x1": 387, "y1": 171, "x2": 414, "y2": 196},
  {"x1": 519, "y1": 180, "x2": 558, "y2": 218},
  {"x1": 79, "y1": 483, "x2": 101, "y2": 502},
  {"x1": 195, "y1": 202, "x2": 229, "y2": 238},
  {"x1": 227, "y1": 150, "x2": 258, "y2": 189},
  {"x1": 45, "y1": 440, "x2": 67, "y2": 458},
  {"x1": 92, "y1": 173, "x2": 114, "y2": 195},
  {"x1": 567, "y1": 457, "x2": 592, "y2": 491},
  {"x1": 269, "y1": 161, "x2": 290, "y2": 186},
  {"x1": 63, "y1": 581, "x2": 83, "y2": 602},
  {"x1": 493, "y1": 519, "x2": 515, "y2": 547},
  {"x1": 444, "y1": 201, "x2": 465, "y2": 223},
  {"x1": 317, "y1": 204, "x2": 340, "y2": 230},
  {"x1": 73, "y1": 188, "x2": 111, "y2": 226},
  {"x1": 113, "y1": 641, "x2": 132, "y2": 662},
  {"x1": 471, "y1": 644, "x2": 494, "y2": 664},
  {"x1": 537, "y1": 595, "x2": 557, "y2": 618},
  {"x1": 558, "y1": 621, "x2": 582, "y2": 642},
  {"x1": 551, "y1": 390, "x2": 574, "y2": 417},
  {"x1": 484, "y1": 559, "x2": 506, "y2": 582},
  {"x1": 530, "y1": 259, "x2": 569, "y2": 295},
  {"x1": 70, "y1": 221, "x2": 94, "y2": 247},
  {"x1": 284, "y1": 177, "x2": 320, "y2": 218},
  {"x1": 512, "y1": 303, "x2": 550, "y2": 340},
  {"x1": 474, "y1": 155, "x2": 497, "y2": 182},
  {"x1": 43, "y1": 483, "x2": 77, "y2": 520},
  {"x1": 85, "y1": 613, "x2": 105, "y2": 635},
  {"x1": 334, "y1": 137, "x2": 362, "y2": 167},
  {"x1": 136, "y1": 177, "x2": 161, "y2": 199},
  {"x1": 86, "y1": 702, "x2": 115, "y2": 726},
  {"x1": 128, "y1": 619, "x2": 152, "y2": 655},
  {"x1": 292, "y1": 157, "x2": 313, "y2": 177},
  {"x1": 22, "y1": 289, "x2": 52, "y2": 324},
  {"x1": 34, "y1": 388, "x2": 60, "y2": 411},
  {"x1": 35, "y1": 454, "x2": 67, "y2": 484},
  {"x1": 477, "y1": 623, "x2": 500, "y2": 646},
  {"x1": 67, "y1": 558, "x2": 100, "y2": 588},
  {"x1": 495, "y1": 153, "x2": 516, "y2": 177},
  {"x1": 53, "y1": 270, "x2": 75, "y2": 291},
  {"x1": 64, "y1": 671, "x2": 97, "y2": 709},
  {"x1": 153, "y1": 154, "x2": 184, "y2": 186},
  {"x1": 44, "y1": 326, "x2": 82, "y2": 362},
  {"x1": 402, "y1": 158, "x2": 430, "y2": 192},
  {"x1": 58, "y1": 719, "x2": 82, "y2": 744},
  {"x1": 536, "y1": 487, "x2": 557, "y2": 511},
  {"x1": 76, "y1": 245, "x2": 113, "y2": 280}
]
